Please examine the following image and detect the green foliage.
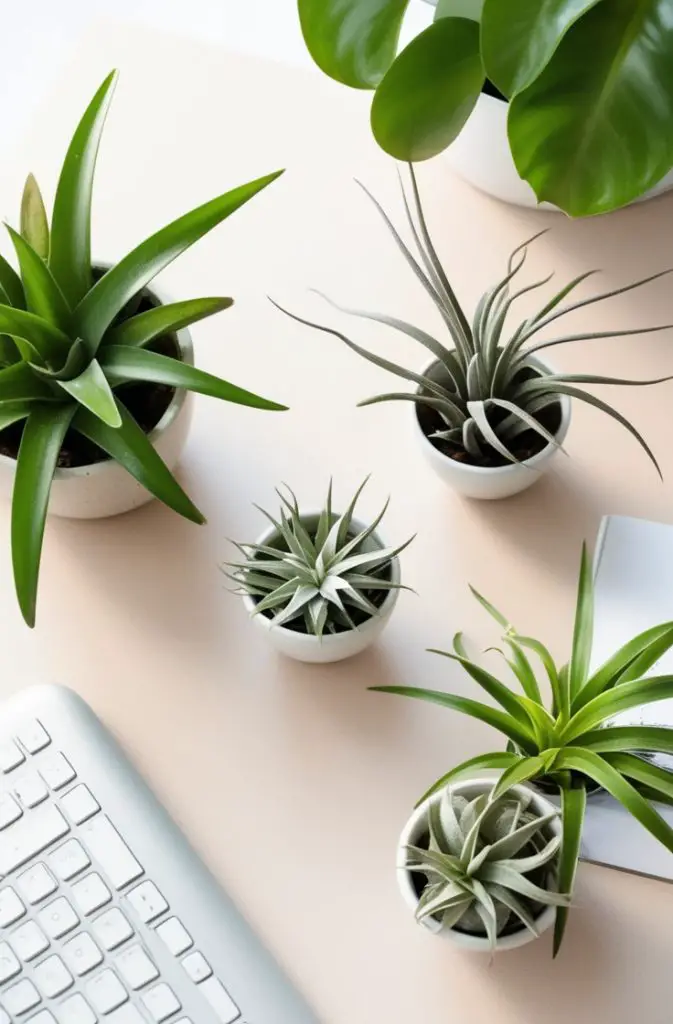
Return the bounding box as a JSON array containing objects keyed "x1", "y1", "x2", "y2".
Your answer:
[
  {"x1": 298, "y1": 0, "x2": 673, "y2": 215},
  {"x1": 226, "y1": 479, "x2": 412, "y2": 638},
  {"x1": 0, "y1": 70, "x2": 286, "y2": 627},
  {"x1": 374, "y1": 543, "x2": 673, "y2": 954},
  {"x1": 276, "y1": 167, "x2": 671, "y2": 471},
  {"x1": 406, "y1": 785, "x2": 568, "y2": 948}
]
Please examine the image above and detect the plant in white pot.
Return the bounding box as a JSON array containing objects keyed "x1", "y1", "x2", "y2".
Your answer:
[
  {"x1": 276, "y1": 168, "x2": 672, "y2": 500},
  {"x1": 297, "y1": 0, "x2": 673, "y2": 215},
  {"x1": 0, "y1": 70, "x2": 286, "y2": 627},
  {"x1": 397, "y1": 779, "x2": 568, "y2": 952},
  {"x1": 226, "y1": 479, "x2": 412, "y2": 663}
]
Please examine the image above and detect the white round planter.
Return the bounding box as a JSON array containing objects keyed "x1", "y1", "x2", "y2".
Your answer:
[
  {"x1": 413, "y1": 355, "x2": 571, "y2": 500},
  {"x1": 0, "y1": 283, "x2": 194, "y2": 520},
  {"x1": 396, "y1": 778, "x2": 561, "y2": 952},
  {"x1": 445, "y1": 91, "x2": 673, "y2": 211},
  {"x1": 242, "y1": 513, "x2": 400, "y2": 663}
]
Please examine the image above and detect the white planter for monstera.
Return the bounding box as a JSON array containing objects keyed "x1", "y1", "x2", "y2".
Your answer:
[
  {"x1": 396, "y1": 778, "x2": 561, "y2": 952},
  {"x1": 445, "y1": 91, "x2": 673, "y2": 211},
  {"x1": 243, "y1": 513, "x2": 400, "y2": 664},
  {"x1": 0, "y1": 282, "x2": 194, "y2": 520},
  {"x1": 413, "y1": 355, "x2": 571, "y2": 500}
]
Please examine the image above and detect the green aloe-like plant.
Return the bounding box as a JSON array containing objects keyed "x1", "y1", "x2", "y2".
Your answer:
[
  {"x1": 0, "y1": 70, "x2": 286, "y2": 627},
  {"x1": 374, "y1": 544, "x2": 673, "y2": 954},
  {"x1": 274, "y1": 167, "x2": 673, "y2": 471},
  {"x1": 406, "y1": 785, "x2": 568, "y2": 949}
]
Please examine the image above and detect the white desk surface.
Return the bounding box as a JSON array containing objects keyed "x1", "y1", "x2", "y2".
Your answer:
[{"x1": 3, "y1": 18, "x2": 673, "y2": 1024}]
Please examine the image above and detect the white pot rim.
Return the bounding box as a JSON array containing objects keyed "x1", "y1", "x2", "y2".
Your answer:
[
  {"x1": 396, "y1": 777, "x2": 561, "y2": 950},
  {"x1": 0, "y1": 278, "x2": 194, "y2": 481},
  {"x1": 413, "y1": 354, "x2": 572, "y2": 476},
  {"x1": 241, "y1": 510, "x2": 400, "y2": 648}
]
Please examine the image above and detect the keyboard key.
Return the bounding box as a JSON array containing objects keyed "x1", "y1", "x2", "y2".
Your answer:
[
  {"x1": 17, "y1": 720, "x2": 50, "y2": 753},
  {"x1": 0, "y1": 792, "x2": 22, "y2": 828},
  {"x1": 0, "y1": 886, "x2": 25, "y2": 926},
  {"x1": 126, "y1": 881, "x2": 167, "y2": 923},
  {"x1": 142, "y1": 983, "x2": 181, "y2": 1022},
  {"x1": 0, "y1": 741, "x2": 24, "y2": 773},
  {"x1": 86, "y1": 969, "x2": 128, "y2": 1014},
  {"x1": 17, "y1": 863, "x2": 57, "y2": 904},
  {"x1": 80, "y1": 816, "x2": 143, "y2": 889},
  {"x1": 34, "y1": 955, "x2": 74, "y2": 998},
  {"x1": 0, "y1": 803, "x2": 69, "y2": 874},
  {"x1": 14, "y1": 771, "x2": 49, "y2": 808},
  {"x1": 3, "y1": 978, "x2": 41, "y2": 1015},
  {"x1": 60, "y1": 785, "x2": 99, "y2": 825},
  {"x1": 58, "y1": 993, "x2": 97, "y2": 1024},
  {"x1": 72, "y1": 872, "x2": 111, "y2": 916},
  {"x1": 10, "y1": 920, "x2": 49, "y2": 960},
  {"x1": 116, "y1": 944, "x2": 159, "y2": 989},
  {"x1": 92, "y1": 908, "x2": 134, "y2": 950},
  {"x1": 62, "y1": 933, "x2": 103, "y2": 977},
  {"x1": 39, "y1": 897, "x2": 79, "y2": 939},
  {"x1": 39, "y1": 753, "x2": 76, "y2": 791},
  {"x1": 29, "y1": 1012, "x2": 57, "y2": 1024},
  {"x1": 198, "y1": 978, "x2": 240, "y2": 1024},
  {"x1": 50, "y1": 839, "x2": 91, "y2": 880},
  {"x1": 0, "y1": 941, "x2": 21, "y2": 982},
  {"x1": 108, "y1": 1008, "x2": 145, "y2": 1024},
  {"x1": 182, "y1": 952, "x2": 212, "y2": 983},
  {"x1": 156, "y1": 917, "x2": 192, "y2": 955}
]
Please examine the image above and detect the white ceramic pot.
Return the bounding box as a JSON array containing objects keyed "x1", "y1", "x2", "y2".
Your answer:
[
  {"x1": 396, "y1": 778, "x2": 561, "y2": 952},
  {"x1": 445, "y1": 91, "x2": 673, "y2": 211},
  {"x1": 242, "y1": 513, "x2": 400, "y2": 663},
  {"x1": 413, "y1": 355, "x2": 571, "y2": 500},
  {"x1": 0, "y1": 284, "x2": 194, "y2": 519}
]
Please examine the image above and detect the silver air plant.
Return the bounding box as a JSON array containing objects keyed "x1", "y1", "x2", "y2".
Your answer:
[
  {"x1": 226, "y1": 479, "x2": 412, "y2": 637},
  {"x1": 272, "y1": 165, "x2": 673, "y2": 472},
  {"x1": 407, "y1": 786, "x2": 569, "y2": 950}
]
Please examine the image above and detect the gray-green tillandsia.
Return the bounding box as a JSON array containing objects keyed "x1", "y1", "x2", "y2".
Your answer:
[
  {"x1": 0, "y1": 70, "x2": 286, "y2": 627},
  {"x1": 273, "y1": 165, "x2": 673, "y2": 472},
  {"x1": 374, "y1": 544, "x2": 673, "y2": 954}
]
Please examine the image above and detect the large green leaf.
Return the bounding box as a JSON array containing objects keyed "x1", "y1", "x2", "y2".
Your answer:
[
  {"x1": 435, "y1": 0, "x2": 483, "y2": 20},
  {"x1": 100, "y1": 346, "x2": 287, "y2": 411},
  {"x1": 57, "y1": 359, "x2": 121, "y2": 428},
  {"x1": 297, "y1": 0, "x2": 410, "y2": 88},
  {"x1": 49, "y1": 70, "x2": 118, "y2": 305},
  {"x1": 578, "y1": 725, "x2": 673, "y2": 755},
  {"x1": 0, "y1": 363, "x2": 60, "y2": 402},
  {"x1": 0, "y1": 309, "x2": 70, "y2": 367},
  {"x1": 7, "y1": 227, "x2": 71, "y2": 331},
  {"x1": 103, "y1": 297, "x2": 233, "y2": 348},
  {"x1": 371, "y1": 17, "x2": 484, "y2": 161},
  {"x1": 12, "y1": 404, "x2": 76, "y2": 627},
  {"x1": 20, "y1": 174, "x2": 50, "y2": 261},
  {"x1": 481, "y1": 0, "x2": 602, "y2": 97},
  {"x1": 553, "y1": 782, "x2": 585, "y2": 956},
  {"x1": 604, "y1": 752, "x2": 673, "y2": 800},
  {"x1": 0, "y1": 401, "x2": 36, "y2": 431},
  {"x1": 73, "y1": 401, "x2": 204, "y2": 524},
  {"x1": 75, "y1": 171, "x2": 283, "y2": 352},
  {"x1": 0, "y1": 253, "x2": 25, "y2": 309},
  {"x1": 563, "y1": 675, "x2": 673, "y2": 741},
  {"x1": 508, "y1": 0, "x2": 673, "y2": 215},
  {"x1": 568, "y1": 543, "x2": 593, "y2": 703},
  {"x1": 575, "y1": 623, "x2": 673, "y2": 710},
  {"x1": 415, "y1": 751, "x2": 520, "y2": 805}
]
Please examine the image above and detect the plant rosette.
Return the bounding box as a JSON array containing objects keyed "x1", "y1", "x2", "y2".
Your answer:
[
  {"x1": 413, "y1": 355, "x2": 571, "y2": 500},
  {"x1": 396, "y1": 778, "x2": 563, "y2": 953}
]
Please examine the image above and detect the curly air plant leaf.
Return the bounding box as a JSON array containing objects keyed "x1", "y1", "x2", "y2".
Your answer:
[
  {"x1": 273, "y1": 165, "x2": 673, "y2": 475},
  {"x1": 407, "y1": 785, "x2": 568, "y2": 948},
  {"x1": 374, "y1": 543, "x2": 673, "y2": 954},
  {"x1": 225, "y1": 478, "x2": 413, "y2": 638},
  {"x1": 0, "y1": 70, "x2": 286, "y2": 626}
]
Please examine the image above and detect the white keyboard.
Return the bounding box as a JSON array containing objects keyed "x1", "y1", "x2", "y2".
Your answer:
[{"x1": 0, "y1": 687, "x2": 318, "y2": 1024}]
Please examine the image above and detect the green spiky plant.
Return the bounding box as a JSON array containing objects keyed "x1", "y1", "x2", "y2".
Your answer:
[
  {"x1": 0, "y1": 70, "x2": 286, "y2": 627},
  {"x1": 273, "y1": 166, "x2": 673, "y2": 471},
  {"x1": 226, "y1": 479, "x2": 412, "y2": 637},
  {"x1": 374, "y1": 544, "x2": 673, "y2": 954},
  {"x1": 405, "y1": 784, "x2": 568, "y2": 949}
]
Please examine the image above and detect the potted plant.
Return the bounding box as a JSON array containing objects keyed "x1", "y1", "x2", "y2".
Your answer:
[
  {"x1": 374, "y1": 543, "x2": 673, "y2": 953},
  {"x1": 0, "y1": 70, "x2": 286, "y2": 627},
  {"x1": 225, "y1": 479, "x2": 412, "y2": 663},
  {"x1": 397, "y1": 779, "x2": 568, "y2": 952},
  {"x1": 275, "y1": 168, "x2": 672, "y2": 500},
  {"x1": 297, "y1": 0, "x2": 673, "y2": 215}
]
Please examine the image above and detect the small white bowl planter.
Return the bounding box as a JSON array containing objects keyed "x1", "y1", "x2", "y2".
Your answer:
[
  {"x1": 242, "y1": 513, "x2": 401, "y2": 664},
  {"x1": 396, "y1": 778, "x2": 561, "y2": 952},
  {"x1": 0, "y1": 281, "x2": 193, "y2": 520},
  {"x1": 413, "y1": 356, "x2": 571, "y2": 500}
]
